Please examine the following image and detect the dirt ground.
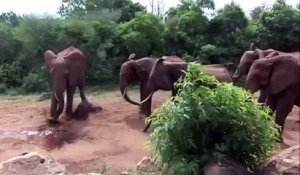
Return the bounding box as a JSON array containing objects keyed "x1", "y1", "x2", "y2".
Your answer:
[{"x1": 0, "y1": 89, "x2": 299, "y2": 174}]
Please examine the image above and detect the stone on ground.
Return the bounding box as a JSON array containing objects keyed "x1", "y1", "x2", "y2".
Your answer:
[{"x1": 255, "y1": 145, "x2": 300, "y2": 175}]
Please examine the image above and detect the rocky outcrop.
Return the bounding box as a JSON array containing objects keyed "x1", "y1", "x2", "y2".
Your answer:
[
  {"x1": 255, "y1": 145, "x2": 300, "y2": 175},
  {"x1": 203, "y1": 160, "x2": 252, "y2": 175},
  {"x1": 136, "y1": 156, "x2": 158, "y2": 172},
  {"x1": 0, "y1": 152, "x2": 67, "y2": 175}
]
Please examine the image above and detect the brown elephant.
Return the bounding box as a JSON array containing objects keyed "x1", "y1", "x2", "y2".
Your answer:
[
  {"x1": 44, "y1": 45, "x2": 87, "y2": 121},
  {"x1": 245, "y1": 54, "x2": 300, "y2": 142},
  {"x1": 234, "y1": 44, "x2": 299, "y2": 103},
  {"x1": 119, "y1": 54, "x2": 184, "y2": 117},
  {"x1": 141, "y1": 58, "x2": 236, "y2": 132}
]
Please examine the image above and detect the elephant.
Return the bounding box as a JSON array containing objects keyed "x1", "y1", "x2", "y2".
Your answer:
[
  {"x1": 44, "y1": 45, "x2": 87, "y2": 121},
  {"x1": 245, "y1": 54, "x2": 300, "y2": 142},
  {"x1": 119, "y1": 53, "x2": 184, "y2": 117},
  {"x1": 141, "y1": 57, "x2": 237, "y2": 132},
  {"x1": 234, "y1": 43, "x2": 300, "y2": 103}
]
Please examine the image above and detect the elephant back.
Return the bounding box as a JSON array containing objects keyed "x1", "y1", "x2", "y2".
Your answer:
[{"x1": 57, "y1": 46, "x2": 86, "y2": 63}]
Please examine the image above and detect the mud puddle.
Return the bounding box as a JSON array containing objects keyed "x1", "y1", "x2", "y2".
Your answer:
[{"x1": 0, "y1": 121, "x2": 87, "y2": 151}]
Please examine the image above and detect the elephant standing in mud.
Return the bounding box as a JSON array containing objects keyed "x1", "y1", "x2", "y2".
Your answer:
[
  {"x1": 141, "y1": 57, "x2": 237, "y2": 132},
  {"x1": 44, "y1": 46, "x2": 88, "y2": 121},
  {"x1": 119, "y1": 53, "x2": 184, "y2": 117},
  {"x1": 245, "y1": 54, "x2": 300, "y2": 142},
  {"x1": 234, "y1": 43, "x2": 299, "y2": 103}
]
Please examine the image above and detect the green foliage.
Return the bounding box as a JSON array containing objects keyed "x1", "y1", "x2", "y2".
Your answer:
[
  {"x1": 147, "y1": 63, "x2": 280, "y2": 174},
  {"x1": 118, "y1": 12, "x2": 165, "y2": 56},
  {"x1": 256, "y1": 0, "x2": 300, "y2": 51},
  {"x1": 0, "y1": 62, "x2": 22, "y2": 87},
  {"x1": 0, "y1": 11, "x2": 19, "y2": 26},
  {"x1": 58, "y1": 0, "x2": 146, "y2": 22},
  {"x1": 21, "y1": 68, "x2": 50, "y2": 93},
  {"x1": 0, "y1": 0, "x2": 298, "y2": 93}
]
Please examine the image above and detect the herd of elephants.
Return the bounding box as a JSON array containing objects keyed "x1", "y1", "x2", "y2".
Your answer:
[{"x1": 43, "y1": 44, "x2": 300, "y2": 142}]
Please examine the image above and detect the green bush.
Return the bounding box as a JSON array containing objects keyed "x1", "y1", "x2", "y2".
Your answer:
[
  {"x1": 21, "y1": 68, "x2": 50, "y2": 93},
  {"x1": 147, "y1": 62, "x2": 280, "y2": 175},
  {"x1": 0, "y1": 62, "x2": 22, "y2": 87}
]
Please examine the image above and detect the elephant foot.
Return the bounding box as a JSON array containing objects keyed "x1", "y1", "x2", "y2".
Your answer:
[
  {"x1": 46, "y1": 117, "x2": 60, "y2": 124},
  {"x1": 138, "y1": 113, "x2": 147, "y2": 119},
  {"x1": 63, "y1": 113, "x2": 73, "y2": 121}
]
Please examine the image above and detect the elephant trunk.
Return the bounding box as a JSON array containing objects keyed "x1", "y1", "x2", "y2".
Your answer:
[
  {"x1": 120, "y1": 84, "x2": 140, "y2": 106},
  {"x1": 233, "y1": 69, "x2": 241, "y2": 81},
  {"x1": 50, "y1": 90, "x2": 65, "y2": 119}
]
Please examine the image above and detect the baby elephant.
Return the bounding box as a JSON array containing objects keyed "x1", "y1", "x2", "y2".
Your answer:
[{"x1": 73, "y1": 99, "x2": 103, "y2": 120}]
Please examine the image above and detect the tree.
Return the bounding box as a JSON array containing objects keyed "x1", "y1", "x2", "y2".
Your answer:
[
  {"x1": 206, "y1": 2, "x2": 252, "y2": 62},
  {"x1": 117, "y1": 12, "x2": 165, "y2": 56},
  {"x1": 256, "y1": 0, "x2": 300, "y2": 51},
  {"x1": 0, "y1": 11, "x2": 19, "y2": 26},
  {"x1": 149, "y1": 0, "x2": 165, "y2": 19},
  {"x1": 58, "y1": 0, "x2": 146, "y2": 22},
  {"x1": 250, "y1": 4, "x2": 267, "y2": 20}
]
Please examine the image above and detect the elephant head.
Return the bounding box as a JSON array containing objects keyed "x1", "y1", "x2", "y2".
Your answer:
[
  {"x1": 234, "y1": 45, "x2": 277, "y2": 79},
  {"x1": 245, "y1": 55, "x2": 300, "y2": 94},
  {"x1": 119, "y1": 54, "x2": 156, "y2": 106},
  {"x1": 140, "y1": 58, "x2": 187, "y2": 104}
]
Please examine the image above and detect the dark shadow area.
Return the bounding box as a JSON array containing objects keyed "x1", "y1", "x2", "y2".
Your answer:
[
  {"x1": 124, "y1": 115, "x2": 147, "y2": 131},
  {"x1": 26, "y1": 119, "x2": 89, "y2": 151}
]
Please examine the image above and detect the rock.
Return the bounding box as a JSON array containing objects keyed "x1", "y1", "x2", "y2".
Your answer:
[
  {"x1": 120, "y1": 171, "x2": 129, "y2": 175},
  {"x1": 0, "y1": 152, "x2": 67, "y2": 175},
  {"x1": 255, "y1": 145, "x2": 300, "y2": 175},
  {"x1": 203, "y1": 159, "x2": 252, "y2": 175},
  {"x1": 136, "y1": 156, "x2": 158, "y2": 172}
]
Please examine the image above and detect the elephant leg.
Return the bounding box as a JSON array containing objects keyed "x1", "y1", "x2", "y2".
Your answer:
[
  {"x1": 140, "y1": 97, "x2": 152, "y2": 118},
  {"x1": 274, "y1": 92, "x2": 296, "y2": 142},
  {"x1": 66, "y1": 86, "x2": 76, "y2": 119},
  {"x1": 50, "y1": 93, "x2": 58, "y2": 119},
  {"x1": 79, "y1": 85, "x2": 87, "y2": 102},
  {"x1": 258, "y1": 89, "x2": 269, "y2": 103},
  {"x1": 265, "y1": 94, "x2": 277, "y2": 116},
  {"x1": 171, "y1": 88, "x2": 177, "y2": 97},
  {"x1": 140, "y1": 82, "x2": 152, "y2": 118}
]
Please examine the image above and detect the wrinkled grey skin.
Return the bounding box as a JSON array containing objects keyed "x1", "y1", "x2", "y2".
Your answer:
[
  {"x1": 245, "y1": 54, "x2": 300, "y2": 142},
  {"x1": 119, "y1": 54, "x2": 184, "y2": 117},
  {"x1": 234, "y1": 44, "x2": 299, "y2": 104},
  {"x1": 142, "y1": 58, "x2": 236, "y2": 132},
  {"x1": 44, "y1": 46, "x2": 87, "y2": 121}
]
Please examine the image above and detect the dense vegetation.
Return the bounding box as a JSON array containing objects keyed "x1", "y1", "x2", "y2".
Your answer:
[
  {"x1": 0, "y1": 0, "x2": 299, "y2": 93},
  {"x1": 147, "y1": 62, "x2": 280, "y2": 174}
]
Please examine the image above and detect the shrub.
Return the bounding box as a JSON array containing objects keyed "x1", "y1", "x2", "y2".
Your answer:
[
  {"x1": 147, "y1": 62, "x2": 280, "y2": 175},
  {"x1": 0, "y1": 62, "x2": 22, "y2": 87},
  {"x1": 21, "y1": 68, "x2": 50, "y2": 93}
]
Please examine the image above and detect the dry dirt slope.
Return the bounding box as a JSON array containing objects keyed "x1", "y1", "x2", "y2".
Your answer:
[{"x1": 0, "y1": 89, "x2": 299, "y2": 174}]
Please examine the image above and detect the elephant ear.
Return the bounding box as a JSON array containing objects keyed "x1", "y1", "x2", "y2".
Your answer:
[
  {"x1": 268, "y1": 55, "x2": 299, "y2": 94},
  {"x1": 254, "y1": 49, "x2": 265, "y2": 59},
  {"x1": 44, "y1": 50, "x2": 57, "y2": 73},
  {"x1": 249, "y1": 42, "x2": 255, "y2": 50},
  {"x1": 147, "y1": 58, "x2": 164, "y2": 86},
  {"x1": 128, "y1": 53, "x2": 136, "y2": 61}
]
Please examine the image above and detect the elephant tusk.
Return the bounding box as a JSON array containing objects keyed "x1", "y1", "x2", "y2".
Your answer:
[
  {"x1": 122, "y1": 88, "x2": 127, "y2": 100},
  {"x1": 54, "y1": 92, "x2": 59, "y2": 102},
  {"x1": 140, "y1": 91, "x2": 155, "y2": 104}
]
